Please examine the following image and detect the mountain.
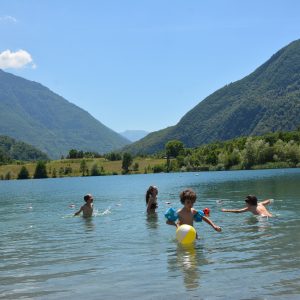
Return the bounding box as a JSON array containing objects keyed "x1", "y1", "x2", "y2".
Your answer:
[
  {"x1": 119, "y1": 130, "x2": 149, "y2": 142},
  {"x1": 124, "y1": 39, "x2": 300, "y2": 154},
  {"x1": 0, "y1": 135, "x2": 48, "y2": 162},
  {"x1": 0, "y1": 70, "x2": 130, "y2": 158}
]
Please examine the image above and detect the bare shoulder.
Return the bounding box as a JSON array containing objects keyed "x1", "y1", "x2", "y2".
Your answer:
[{"x1": 177, "y1": 208, "x2": 183, "y2": 215}]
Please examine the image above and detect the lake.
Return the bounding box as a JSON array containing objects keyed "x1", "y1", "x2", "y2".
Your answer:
[{"x1": 1, "y1": 169, "x2": 300, "y2": 299}]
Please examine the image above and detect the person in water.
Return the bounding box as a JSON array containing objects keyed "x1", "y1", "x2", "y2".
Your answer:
[
  {"x1": 221, "y1": 195, "x2": 273, "y2": 217},
  {"x1": 166, "y1": 189, "x2": 222, "y2": 232},
  {"x1": 74, "y1": 194, "x2": 94, "y2": 217},
  {"x1": 146, "y1": 185, "x2": 158, "y2": 213}
]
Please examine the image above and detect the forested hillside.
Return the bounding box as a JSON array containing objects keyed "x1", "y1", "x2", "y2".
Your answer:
[
  {"x1": 124, "y1": 39, "x2": 300, "y2": 154},
  {"x1": 0, "y1": 135, "x2": 48, "y2": 163},
  {"x1": 0, "y1": 70, "x2": 130, "y2": 158}
]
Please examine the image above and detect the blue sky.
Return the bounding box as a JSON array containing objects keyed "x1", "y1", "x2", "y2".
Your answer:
[{"x1": 1, "y1": 0, "x2": 300, "y2": 133}]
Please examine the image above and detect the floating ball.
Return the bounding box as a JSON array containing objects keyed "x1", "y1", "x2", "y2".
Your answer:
[{"x1": 176, "y1": 224, "x2": 196, "y2": 244}]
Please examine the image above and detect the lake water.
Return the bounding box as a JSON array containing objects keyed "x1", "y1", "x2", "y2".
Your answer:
[{"x1": 1, "y1": 169, "x2": 300, "y2": 299}]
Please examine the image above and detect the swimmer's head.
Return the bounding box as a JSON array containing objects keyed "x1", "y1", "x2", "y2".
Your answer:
[
  {"x1": 147, "y1": 185, "x2": 158, "y2": 196},
  {"x1": 180, "y1": 189, "x2": 197, "y2": 206},
  {"x1": 245, "y1": 195, "x2": 257, "y2": 206},
  {"x1": 152, "y1": 186, "x2": 158, "y2": 194},
  {"x1": 84, "y1": 194, "x2": 93, "y2": 202}
]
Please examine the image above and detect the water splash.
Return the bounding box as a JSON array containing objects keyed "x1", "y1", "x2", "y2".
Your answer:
[{"x1": 93, "y1": 207, "x2": 111, "y2": 217}]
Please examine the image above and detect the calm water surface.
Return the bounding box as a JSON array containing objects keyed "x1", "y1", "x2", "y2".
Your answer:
[{"x1": 1, "y1": 169, "x2": 300, "y2": 299}]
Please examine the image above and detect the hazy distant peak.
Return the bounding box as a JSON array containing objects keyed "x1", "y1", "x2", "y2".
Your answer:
[{"x1": 119, "y1": 130, "x2": 149, "y2": 142}]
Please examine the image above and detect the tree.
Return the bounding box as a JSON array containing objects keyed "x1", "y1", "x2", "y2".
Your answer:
[
  {"x1": 165, "y1": 140, "x2": 184, "y2": 172},
  {"x1": 165, "y1": 140, "x2": 184, "y2": 158},
  {"x1": 68, "y1": 149, "x2": 78, "y2": 159},
  {"x1": 105, "y1": 152, "x2": 122, "y2": 161},
  {"x1": 77, "y1": 150, "x2": 84, "y2": 158},
  {"x1": 132, "y1": 162, "x2": 139, "y2": 172},
  {"x1": 80, "y1": 159, "x2": 88, "y2": 176},
  {"x1": 122, "y1": 152, "x2": 133, "y2": 174},
  {"x1": 90, "y1": 164, "x2": 101, "y2": 176},
  {"x1": 17, "y1": 166, "x2": 30, "y2": 179},
  {"x1": 33, "y1": 161, "x2": 48, "y2": 179}
]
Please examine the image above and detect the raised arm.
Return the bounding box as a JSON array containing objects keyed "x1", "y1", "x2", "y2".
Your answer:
[
  {"x1": 221, "y1": 207, "x2": 249, "y2": 213},
  {"x1": 259, "y1": 199, "x2": 274, "y2": 206},
  {"x1": 202, "y1": 216, "x2": 222, "y2": 232}
]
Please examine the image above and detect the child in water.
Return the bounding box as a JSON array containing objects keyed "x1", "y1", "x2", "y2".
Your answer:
[
  {"x1": 221, "y1": 195, "x2": 273, "y2": 217},
  {"x1": 146, "y1": 185, "x2": 158, "y2": 213},
  {"x1": 166, "y1": 189, "x2": 222, "y2": 232},
  {"x1": 74, "y1": 194, "x2": 94, "y2": 217}
]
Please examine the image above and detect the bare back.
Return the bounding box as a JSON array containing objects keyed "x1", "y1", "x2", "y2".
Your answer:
[{"x1": 248, "y1": 203, "x2": 272, "y2": 217}]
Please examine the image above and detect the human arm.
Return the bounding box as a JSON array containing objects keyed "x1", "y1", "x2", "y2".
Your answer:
[
  {"x1": 202, "y1": 216, "x2": 222, "y2": 232},
  {"x1": 166, "y1": 220, "x2": 179, "y2": 228},
  {"x1": 221, "y1": 207, "x2": 248, "y2": 213},
  {"x1": 259, "y1": 199, "x2": 274, "y2": 206},
  {"x1": 74, "y1": 206, "x2": 83, "y2": 216}
]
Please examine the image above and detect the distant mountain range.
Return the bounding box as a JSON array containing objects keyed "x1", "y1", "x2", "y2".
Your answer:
[
  {"x1": 123, "y1": 39, "x2": 300, "y2": 154},
  {"x1": 119, "y1": 130, "x2": 149, "y2": 142},
  {"x1": 0, "y1": 70, "x2": 130, "y2": 158}
]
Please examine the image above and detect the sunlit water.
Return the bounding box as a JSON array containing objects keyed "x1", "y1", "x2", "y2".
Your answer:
[{"x1": 1, "y1": 169, "x2": 300, "y2": 299}]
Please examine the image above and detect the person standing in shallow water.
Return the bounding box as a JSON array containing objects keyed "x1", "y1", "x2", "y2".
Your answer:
[
  {"x1": 146, "y1": 186, "x2": 158, "y2": 214},
  {"x1": 74, "y1": 194, "x2": 94, "y2": 217},
  {"x1": 221, "y1": 195, "x2": 273, "y2": 217},
  {"x1": 166, "y1": 189, "x2": 222, "y2": 232}
]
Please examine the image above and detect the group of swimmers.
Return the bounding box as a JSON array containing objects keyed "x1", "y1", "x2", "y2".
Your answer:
[
  {"x1": 74, "y1": 186, "x2": 273, "y2": 233},
  {"x1": 145, "y1": 185, "x2": 273, "y2": 233}
]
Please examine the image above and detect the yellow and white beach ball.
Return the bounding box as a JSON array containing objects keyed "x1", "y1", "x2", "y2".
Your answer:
[{"x1": 176, "y1": 224, "x2": 196, "y2": 244}]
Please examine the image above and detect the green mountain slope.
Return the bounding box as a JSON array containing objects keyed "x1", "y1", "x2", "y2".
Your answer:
[
  {"x1": 0, "y1": 135, "x2": 48, "y2": 162},
  {"x1": 0, "y1": 70, "x2": 130, "y2": 158},
  {"x1": 124, "y1": 39, "x2": 300, "y2": 154}
]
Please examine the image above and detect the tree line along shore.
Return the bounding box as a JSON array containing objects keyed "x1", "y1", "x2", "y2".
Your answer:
[{"x1": 1, "y1": 129, "x2": 300, "y2": 180}]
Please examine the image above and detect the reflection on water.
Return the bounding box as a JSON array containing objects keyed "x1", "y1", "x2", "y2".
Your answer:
[
  {"x1": 146, "y1": 212, "x2": 158, "y2": 229},
  {"x1": 244, "y1": 215, "x2": 273, "y2": 234},
  {"x1": 82, "y1": 217, "x2": 95, "y2": 232},
  {"x1": 177, "y1": 244, "x2": 201, "y2": 290},
  {"x1": 167, "y1": 243, "x2": 207, "y2": 291}
]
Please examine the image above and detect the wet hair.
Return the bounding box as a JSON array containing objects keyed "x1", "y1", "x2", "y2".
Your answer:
[
  {"x1": 180, "y1": 189, "x2": 197, "y2": 204},
  {"x1": 245, "y1": 195, "x2": 258, "y2": 206},
  {"x1": 146, "y1": 186, "x2": 158, "y2": 205},
  {"x1": 84, "y1": 194, "x2": 93, "y2": 202}
]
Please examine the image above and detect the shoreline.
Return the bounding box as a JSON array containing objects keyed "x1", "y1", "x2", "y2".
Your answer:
[{"x1": 0, "y1": 159, "x2": 299, "y2": 181}]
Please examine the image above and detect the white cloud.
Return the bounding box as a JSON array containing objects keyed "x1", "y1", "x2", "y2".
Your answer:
[
  {"x1": 0, "y1": 49, "x2": 36, "y2": 69},
  {"x1": 0, "y1": 15, "x2": 18, "y2": 23}
]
